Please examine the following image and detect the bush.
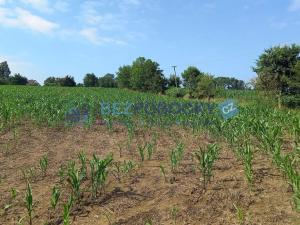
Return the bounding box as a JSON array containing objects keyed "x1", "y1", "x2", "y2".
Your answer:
[
  {"x1": 0, "y1": 78, "x2": 8, "y2": 85},
  {"x1": 9, "y1": 73, "x2": 28, "y2": 85},
  {"x1": 165, "y1": 87, "x2": 186, "y2": 98},
  {"x1": 282, "y1": 94, "x2": 300, "y2": 108}
]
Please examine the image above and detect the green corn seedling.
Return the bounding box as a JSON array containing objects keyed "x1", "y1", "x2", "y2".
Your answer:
[
  {"x1": 170, "y1": 142, "x2": 185, "y2": 172},
  {"x1": 90, "y1": 154, "x2": 113, "y2": 198},
  {"x1": 159, "y1": 164, "x2": 167, "y2": 182},
  {"x1": 25, "y1": 182, "x2": 33, "y2": 225},
  {"x1": 194, "y1": 143, "x2": 220, "y2": 190},
  {"x1": 241, "y1": 143, "x2": 254, "y2": 186},
  {"x1": 63, "y1": 195, "x2": 73, "y2": 225},
  {"x1": 78, "y1": 151, "x2": 87, "y2": 179},
  {"x1": 146, "y1": 142, "x2": 154, "y2": 160},
  {"x1": 58, "y1": 165, "x2": 65, "y2": 183},
  {"x1": 39, "y1": 154, "x2": 48, "y2": 176},
  {"x1": 50, "y1": 186, "x2": 61, "y2": 210},
  {"x1": 170, "y1": 206, "x2": 179, "y2": 225},
  {"x1": 67, "y1": 164, "x2": 83, "y2": 201},
  {"x1": 233, "y1": 203, "x2": 245, "y2": 225},
  {"x1": 121, "y1": 160, "x2": 135, "y2": 174},
  {"x1": 138, "y1": 144, "x2": 146, "y2": 162},
  {"x1": 10, "y1": 187, "x2": 18, "y2": 200}
]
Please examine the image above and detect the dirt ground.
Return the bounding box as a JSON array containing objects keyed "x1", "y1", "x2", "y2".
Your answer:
[{"x1": 0, "y1": 122, "x2": 299, "y2": 225}]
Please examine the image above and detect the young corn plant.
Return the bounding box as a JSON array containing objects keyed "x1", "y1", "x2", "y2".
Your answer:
[
  {"x1": 159, "y1": 164, "x2": 167, "y2": 182},
  {"x1": 90, "y1": 154, "x2": 113, "y2": 198},
  {"x1": 138, "y1": 144, "x2": 146, "y2": 162},
  {"x1": 233, "y1": 203, "x2": 246, "y2": 225},
  {"x1": 121, "y1": 160, "x2": 135, "y2": 175},
  {"x1": 25, "y1": 182, "x2": 33, "y2": 225},
  {"x1": 146, "y1": 142, "x2": 154, "y2": 160},
  {"x1": 39, "y1": 154, "x2": 48, "y2": 177},
  {"x1": 241, "y1": 143, "x2": 254, "y2": 187},
  {"x1": 50, "y1": 186, "x2": 61, "y2": 210},
  {"x1": 58, "y1": 165, "x2": 65, "y2": 183},
  {"x1": 170, "y1": 205, "x2": 179, "y2": 225},
  {"x1": 78, "y1": 151, "x2": 87, "y2": 179},
  {"x1": 194, "y1": 143, "x2": 220, "y2": 190},
  {"x1": 67, "y1": 163, "x2": 83, "y2": 201},
  {"x1": 63, "y1": 195, "x2": 74, "y2": 225},
  {"x1": 10, "y1": 187, "x2": 18, "y2": 200},
  {"x1": 112, "y1": 161, "x2": 122, "y2": 182},
  {"x1": 169, "y1": 142, "x2": 185, "y2": 172}
]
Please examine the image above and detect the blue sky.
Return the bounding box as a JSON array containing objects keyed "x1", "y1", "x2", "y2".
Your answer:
[{"x1": 0, "y1": 0, "x2": 300, "y2": 84}]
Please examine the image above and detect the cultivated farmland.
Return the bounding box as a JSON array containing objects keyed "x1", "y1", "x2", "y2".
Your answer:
[{"x1": 0, "y1": 86, "x2": 299, "y2": 225}]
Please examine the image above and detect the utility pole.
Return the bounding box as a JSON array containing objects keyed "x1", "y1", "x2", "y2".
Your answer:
[{"x1": 172, "y1": 65, "x2": 178, "y2": 88}]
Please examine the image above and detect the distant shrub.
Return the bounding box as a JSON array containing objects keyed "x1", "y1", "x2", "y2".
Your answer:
[
  {"x1": 0, "y1": 78, "x2": 8, "y2": 85},
  {"x1": 165, "y1": 87, "x2": 186, "y2": 98},
  {"x1": 282, "y1": 94, "x2": 300, "y2": 108}
]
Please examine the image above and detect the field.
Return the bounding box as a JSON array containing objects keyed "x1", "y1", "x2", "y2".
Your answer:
[{"x1": 0, "y1": 86, "x2": 300, "y2": 225}]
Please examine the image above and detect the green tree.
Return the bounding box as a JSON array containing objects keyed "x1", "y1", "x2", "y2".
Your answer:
[
  {"x1": 181, "y1": 66, "x2": 203, "y2": 96},
  {"x1": 0, "y1": 61, "x2": 11, "y2": 81},
  {"x1": 215, "y1": 77, "x2": 245, "y2": 90},
  {"x1": 195, "y1": 74, "x2": 216, "y2": 101},
  {"x1": 253, "y1": 44, "x2": 300, "y2": 108},
  {"x1": 98, "y1": 73, "x2": 117, "y2": 88},
  {"x1": 44, "y1": 77, "x2": 58, "y2": 86},
  {"x1": 9, "y1": 73, "x2": 28, "y2": 85},
  {"x1": 83, "y1": 73, "x2": 98, "y2": 87},
  {"x1": 168, "y1": 75, "x2": 182, "y2": 88},
  {"x1": 58, "y1": 75, "x2": 76, "y2": 87},
  {"x1": 130, "y1": 57, "x2": 167, "y2": 93},
  {"x1": 116, "y1": 65, "x2": 132, "y2": 88}
]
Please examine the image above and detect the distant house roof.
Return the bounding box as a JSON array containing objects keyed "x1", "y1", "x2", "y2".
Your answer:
[{"x1": 27, "y1": 80, "x2": 40, "y2": 86}]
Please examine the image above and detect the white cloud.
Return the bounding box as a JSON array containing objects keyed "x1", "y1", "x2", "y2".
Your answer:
[
  {"x1": 20, "y1": 0, "x2": 52, "y2": 13},
  {"x1": 0, "y1": 0, "x2": 6, "y2": 5},
  {"x1": 0, "y1": 7, "x2": 59, "y2": 34},
  {"x1": 54, "y1": 0, "x2": 69, "y2": 12},
  {"x1": 289, "y1": 0, "x2": 300, "y2": 11},
  {"x1": 80, "y1": 28, "x2": 127, "y2": 45}
]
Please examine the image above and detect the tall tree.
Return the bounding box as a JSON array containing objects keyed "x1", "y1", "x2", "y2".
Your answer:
[
  {"x1": 98, "y1": 73, "x2": 117, "y2": 88},
  {"x1": 130, "y1": 57, "x2": 167, "y2": 93},
  {"x1": 181, "y1": 66, "x2": 203, "y2": 95},
  {"x1": 215, "y1": 77, "x2": 245, "y2": 90},
  {"x1": 44, "y1": 77, "x2": 58, "y2": 86},
  {"x1": 168, "y1": 75, "x2": 182, "y2": 88},
  {"x1": 9, "y1": 73, "x2": 28, "y2": 85},
  {"x1": 58, "y1": 75, "x2": 76, "y2": 87},
  {"x1": 116, "y1": 65, "x2": 132, "y2": 88},
  {"x1": 0, "y1": 61, "x2": 11, "y2": 80},
  {"x1": 253, "y1": 44, "x2": 300, "y2": 108},
  {"x1": 195, "y1": 74, "x2": 216, "y2": 101},
  {"x1": 83, "y1": 73, "x2": 98, "y2": 87}
]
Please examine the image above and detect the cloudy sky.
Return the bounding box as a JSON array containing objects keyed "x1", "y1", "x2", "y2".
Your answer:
[{"x1": 0, "y1": 0, "x2": 300, "y2": 84}]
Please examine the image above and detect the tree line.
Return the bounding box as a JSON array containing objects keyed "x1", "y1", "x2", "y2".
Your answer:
[{"x1": 0, "y1": 43, "x2": 299, "y2": 107}]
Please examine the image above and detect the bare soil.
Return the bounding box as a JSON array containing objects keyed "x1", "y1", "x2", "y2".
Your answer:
[{"x1": 0, "y1": 123, "x2": 299, "y2": 225}]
